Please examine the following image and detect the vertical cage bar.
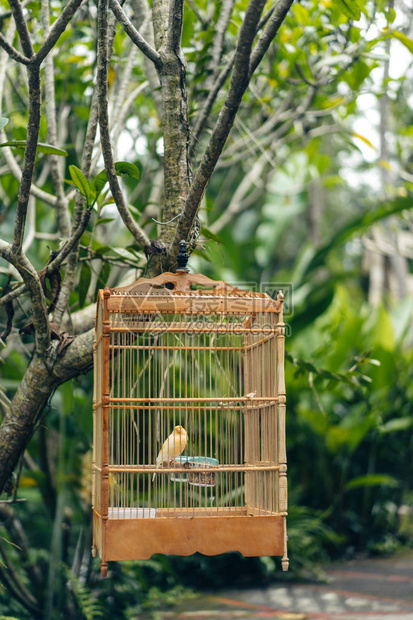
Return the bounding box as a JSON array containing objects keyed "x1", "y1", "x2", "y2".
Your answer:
[
  {"x1": 100, "y1": 288, "x2": 111, "y2": 577},
  {"x1": 276, "y1": 292, "x2": 288, "y2": 570}
]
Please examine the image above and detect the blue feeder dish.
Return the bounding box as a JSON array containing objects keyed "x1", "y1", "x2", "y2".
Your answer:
[{"x1": 170, "y1": 456, "x2": 218, "y2": 487}]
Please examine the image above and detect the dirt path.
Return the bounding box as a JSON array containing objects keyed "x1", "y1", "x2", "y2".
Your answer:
[{"x1": 143, "y1": 549, "x2": 413, "y2": 619}]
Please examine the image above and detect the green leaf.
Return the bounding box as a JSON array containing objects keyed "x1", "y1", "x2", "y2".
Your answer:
[
  {"x1": 111, "y1": 247, "x2": 139, "y2": 261},
  {"x1": 292, "y1": 4, "x2": 311, "y2": 25},
  {"x1": 0, "y1": 140, "x2": 68, "y2": 156},
  {"x1": 93, "y1": 170, "x2": 108, "y2": 197},
  {"x1": 92, "y1": 241, "x2": 111, "y2": 255},
  {"x1": 389, "y1": 30, "x2": 413, "y2": 54},
  {"x1": 78, "y1": 262, "x2": 92, "y2": 308},
  {"x1": 114, "y1": 161, "x2": 140, "y2": 180},
  {"x1": 345, "y1": 474, "x2": 399, "y2": 491},
  {"x1": 333, "y1": 0, "x2": 362, "y2": 20},
  {"x1": 69, "y1": 165, "x2": 95, "y2": 206},
  {"x1": 94, "y1": 262, "x2": 111, "y2": 298},
  {"x1": 93, "y1": 161, "x2": 140, "y2": 199},
  {"x1": 379, "y1": 417, "x2": 413, "y2": 434},
  {"x1": 128, "y1": 203, "x2": 142, "y2": 218},
  {"x1": 201, "y1": 226, "x2": 223, "y2": 244},
  {"x1": 95, "y1": 217, "x2": 115, "y2": 226},
  {"x1": 372, "y1": 305, "x2": 395, "y2": 352},
  {"x1": 0, "y1": 117, "x2": 9, "y2": 130}
]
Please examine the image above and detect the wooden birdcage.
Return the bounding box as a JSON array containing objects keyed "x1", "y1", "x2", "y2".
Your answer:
[{"x1": 92, "y1": 269, "x2": 288, "y2": 577}]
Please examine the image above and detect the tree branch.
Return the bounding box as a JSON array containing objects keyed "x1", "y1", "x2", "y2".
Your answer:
[
  {"x1": 0, "y1": 242, "x2": 50, "y2": 356},
  {"x1": 11, "y1": 65, "x2": 42, "y2": 253},
  {"x1": 109, "y1": 0, "x2": 162, "y2": 67},
  {"x1": 52, "y1": 11, "x2": 120, "y2": 327},
  {"x1": 0, "y1": 217, "x2": 92, "y2": 311},
  {"x1": 166, "y1": 0, "x2": 184, "y2": 53},
  {"x1": 41, "y1": 0, "x2": 71, "y2": 239},
  {"x1": 190, "y1": 3, "x2": 281, "y2": 153},
  {"x1": 97, "y1": 0, "x2": 150, "y2": 250},
  {"x1": 170, "y1": 0, "x2": 268, "y2": 263},
  {"x1": 190, "y1": 51, "x2": 235, "y2": 152},
  {"x1": 0, "y1": 282, "x2": 26, "y2": 308},
  {"x1": 216, "y1": 87, "x2": 316, "y2": 168},
  {"x1": 249, "y1": 0, "x2": 295, "y2": 76},
  {"x1": 31, "y1": 0, "x2": 84, "y2": 66},
  {"x1": 0, "y1": 32, "x2": 31, "y2": 65},
  {"x1": 0, "y1": 325, "x2": 94, "y2": 496},
  {"x1": 208, "y1": 0, "x2": 235, "y2": 75},
  {"x1": 211, "y1": 153, "x2": 268, "y2": 232},
  {"x1": 131, "y1": 0, "x2": 163, "y2": 118},
  {"x1": 8, "y1": 0, "x2": 34, "y2": 58}
]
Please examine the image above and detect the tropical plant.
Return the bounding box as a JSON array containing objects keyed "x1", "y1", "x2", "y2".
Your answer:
[{"x1": 0, "y1": 0, "x2": 413, "y2": 617}]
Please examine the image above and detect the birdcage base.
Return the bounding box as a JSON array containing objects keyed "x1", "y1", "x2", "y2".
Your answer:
[{"x1": 93, "y1": 510, "x2": 286, "y2": 563}]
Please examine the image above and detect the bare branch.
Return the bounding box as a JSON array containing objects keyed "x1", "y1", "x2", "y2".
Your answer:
[
  {"x1": 131, "y1": 0, "x2": 162, "y2": 118},
  {"x1": 170, "y1": 0, "x2": 268, "y2": 261},
  {"x1": 111, "y1": 81, "x2": 149, "y2": 147},
  {"x1": 190, "y1": 51, "x2": 234, "y2": 152},
  {"x1": 31, "y1": 0, "x2": 85, "y2": 66},
  {"x1": 0, "y1": 207, "x2": 93, "y2": 313},
  {"x1": 0, "y1": 282, "x2": 26, "y2": 308},
  {"x1": 190, "y1": 4, "x2": 281, "y2": 152},
  {"x1": 97, "y1": 0, "x2": 150, "y2": 249},
  {"x1": 152, "y1": 0, "x2": 169, "y2": 50},
  {"x1": 48, "y1": 209, "x2": 93, "y2": 273},
  {"x1": 209, "y1": 0, "x2": 235, "y2": 74},
  {"x1": 0, "y1": 32, "x2": 30, "y2": 65},
  {"x1": 11, "y1": 66, "x2": 41, "y2": 253},
  {"x1": 249, "y1": 0, "x2": 295, "y2": 76},
  {"x1": 166, "y1": 0, "x2": 184, "y2": 53},
  {"x1": 0, "y1": 326, "x2": 94, "y2": 496},
  {"x1": 211, "y1": 153, "x2": 268, "y2": 232},
  {"x1": 217, "y1": 87, "x2": 316, "y2": 168},
  {"x1": 0, "y1": 22, "x2": 56, "y2": 210},
  {"x1": 41, "y1": 0, "x2": 71, "y2": 238},
  {"x1": 0, "y1": 241, "x2": 50, "y2": 355},
  {"x1": 109, "y1": 42, "x2": 138, "y2": 128},
  {"x1": 8, "y1": 0, "x2": 34, "y2": 58},
  {"x1": 109, "y1": 0, "x2": 162, "y2": 67},
  {"x1": 52, "y1": 11, "x2": 120, "y2": 326},
  {"x1": 61, "y1": 304, "x2": 96, "y2": 335}
]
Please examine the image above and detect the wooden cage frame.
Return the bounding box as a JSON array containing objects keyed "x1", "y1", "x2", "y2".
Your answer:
[{"x1": 92, "y1": 271, "x2": 288, "y2": 576}]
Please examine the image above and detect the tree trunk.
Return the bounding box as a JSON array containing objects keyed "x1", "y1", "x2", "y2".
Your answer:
[{"x1": 0, "y1": 331, "x2": 94, "y2": 494}]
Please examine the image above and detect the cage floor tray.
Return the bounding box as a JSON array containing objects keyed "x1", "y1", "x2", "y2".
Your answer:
[{"x1": 106, "y1": 514, "x2": 285, "y2": 560}]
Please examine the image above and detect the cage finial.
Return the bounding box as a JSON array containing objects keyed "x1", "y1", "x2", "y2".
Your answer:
[{"x1": 177, "y1": 240, "x2": 189, "y2": 272}]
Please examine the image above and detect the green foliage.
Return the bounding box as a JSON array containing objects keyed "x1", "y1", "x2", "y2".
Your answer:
[
  {"x1": 69, "y1": 165, "x2": 95, "y2": 207},
  {"x1": 63, "y1": 567, "x2": 105, "y2": 620},
  {"x1": 333, "y1": 0, "x2": 364, "y2": 21},
  {"x1": 78, "y1": 262, "x2": 92, "y2": 308},
  {"x1": 69, "y1": 161, "x2": 141, "y2": 208},
  {"x1": 0, "y1": 0, "x2": 413, "y2": 616},
  {"x1": 0, "y1": 140, "x2": 68, "y2": 156}
]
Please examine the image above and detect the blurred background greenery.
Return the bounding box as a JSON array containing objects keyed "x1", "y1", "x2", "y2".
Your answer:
[{"x1": 1, "y1": 0, "x2": 413, "y2": 618}]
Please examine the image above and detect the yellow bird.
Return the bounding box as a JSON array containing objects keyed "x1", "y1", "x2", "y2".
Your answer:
[{"x1": 152, "y1": 425, "x2": 188, "y2": 482}]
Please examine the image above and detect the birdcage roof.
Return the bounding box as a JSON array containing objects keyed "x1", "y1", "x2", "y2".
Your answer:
[{"x1": 98, "y1": 271, "x2": 283, "y2": 314}]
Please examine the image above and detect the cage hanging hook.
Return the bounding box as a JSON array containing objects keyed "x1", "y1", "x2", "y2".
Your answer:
[{"x1": 177, "y1": 240, "x2": 190, "y2": 272}]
